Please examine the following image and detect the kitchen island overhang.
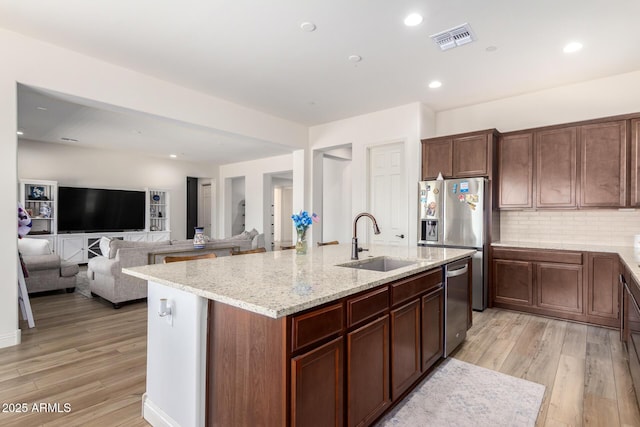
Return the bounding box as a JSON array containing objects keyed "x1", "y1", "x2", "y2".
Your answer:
[{"x1": 124, "y1": 244, "x2": 475, "y2": 427}]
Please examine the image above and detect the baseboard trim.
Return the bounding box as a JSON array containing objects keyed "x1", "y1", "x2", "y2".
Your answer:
[
  {"x1": 0, "y1": 329, "x2": 21, "y2": 349},
  {"x1": 142, "y1": 393, "x2": 181, "y2": 427}
]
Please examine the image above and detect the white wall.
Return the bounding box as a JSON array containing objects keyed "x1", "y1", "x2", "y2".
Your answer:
[
  {"x1": 219, "y1": 154, "x2": 295, "y2": 241},
  {"x1": 435, "y1": 69, "x2": 640, "y2": 135},
  {"x1": 0, "y1": 27, "x2": 307, "y2": 348},
  {"x1": 322, "y1": 157, "x2": 352, "y2": 243},
  {"x1": 230, "y1": 177, "x2": 245, "y2": 236},
  {"x1": 18, "y1": 140, "x2": 214, "y2": 240},
  {"x1": 309, "y1": 103, "x2": 427, "y2": 247}
]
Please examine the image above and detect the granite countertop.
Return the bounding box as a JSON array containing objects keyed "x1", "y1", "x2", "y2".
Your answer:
[
  {"x1": 492, "y1": 240, "x2": 640, "y2": 285},
  {"x1": 123, "y1": 244, "x2": 475, "y2": 318}
]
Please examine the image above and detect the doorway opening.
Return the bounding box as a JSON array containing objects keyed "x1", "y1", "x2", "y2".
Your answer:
[{"x1": 266, "y1": 171, "x2": 293, "y2": 250}]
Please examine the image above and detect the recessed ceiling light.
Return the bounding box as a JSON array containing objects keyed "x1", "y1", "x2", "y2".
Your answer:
[
  {"x1": 16, "y1": 130, "x2": 24, "y2": 136},
  {"x1": 348, "y1": 55, "x2": 362, "y2": 63},
  {"x1": 486, "y1": 46, "x2": 498, "y2": 52},
  {"x1": 563, "y1": 42, "x2": 583, "y2": 54},
  {"x1": 300, "y1": 22, "x2": 316, "y2": 32},
  {"x1": 428, "y1": 80, "x2": 442, "y2": 89},
  {"x1": 169, "y1": 154, "x2": 177, "y2": 158},
  {"x1": 404, "y1": 13, "x2": 423, "y2": 27}
]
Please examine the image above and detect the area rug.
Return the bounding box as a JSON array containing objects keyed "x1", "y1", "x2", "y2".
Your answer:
[{"x1": 376, "y1": 358, "x2": 545, "y2": 427}]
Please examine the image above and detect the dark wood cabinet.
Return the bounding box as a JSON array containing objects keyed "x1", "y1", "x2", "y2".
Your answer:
[
  {"x1": 493, "y1": 259, "x2": 533, "y2": 306},
  {"x1": 421, "y1": 287, "x2": 443, "y2": 372},
  {"x1": 422, "y1": 139, "x2": 452, "y2": 179},
  {"x1": 292, "y1": 337, "x2": 344, "y2": 427},
  {"x1": 492, "y1": 247, "x2": 625, "y2": 327},
  {"x1": 579, "y1": 120, "x2": 627, "y2": 207},
  {"x1": 498, "y1": 132, "x2": 534, "y2": 208},
  {"x1": 421, "y1": 130, "x2": 496, "y2": 180},
  {"x1": 346, "y1": 315, "x2": 390, "y2": 427},
  {"x1": 586, "y1": 253, "x2": 619, "y2": 327},
  {"x1": 390, "y1": 299, "x2": 421, "y2": 400},
  {"x1": 631, "y1": 119, "x2": 640, "y2": 206},
  {"x1": 535, "y1": 127, "x2": 577, "y2": 208},
  {"x1": 536, "y1": 262, "x2": 583, "y2": 314},
  {"x1": 453, "y1": 133, "x2": 489, "y2": 177}
]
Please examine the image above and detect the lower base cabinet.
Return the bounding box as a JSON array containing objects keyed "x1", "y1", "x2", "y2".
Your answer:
[
  {"x1": 292, "y1": 337, "x2": 344, "y2": 427},
  {"x1": 492, "y1": 248, "x2": 619, "y2": 327},
  {"x1": 390, "y1": 300, "x2": 421, "y2": 400},
  {"x1": 422, "y1": 287, "x2": 444, "y2": 371},
  {"x1": 347, "y1": 315, "x2": 390, "y2": 427}
]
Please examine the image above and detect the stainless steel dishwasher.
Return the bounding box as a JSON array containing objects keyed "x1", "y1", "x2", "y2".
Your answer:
[{"x1": 444, "y1": 258, "x2": 470, "y2": 357}]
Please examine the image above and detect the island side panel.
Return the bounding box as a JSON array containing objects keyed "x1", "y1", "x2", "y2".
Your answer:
[{"x1": 207, "y1": 300, "x2": 289, "y2": 427}]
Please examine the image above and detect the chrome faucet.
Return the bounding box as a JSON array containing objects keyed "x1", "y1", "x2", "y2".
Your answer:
[{"x1": 351, "y1": 212, "x2": 381, "y2": 260}]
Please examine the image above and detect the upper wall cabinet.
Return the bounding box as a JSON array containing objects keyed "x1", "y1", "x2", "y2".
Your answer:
[
  {"x1": 579, "y1": 120, "x2": 627, "y2": 208},
  {"x1": 498, "y1": 133, "x2": 533, "y2": 209},
  {"x1": 422, "y1": 130, "x2": 497, "y2": 180},
  {"x1": 631, "y1": 119, "x2": 640, "y2": 206},
  {"x1": 536, "y1": 127, "x2": 578, "y2": 208}
]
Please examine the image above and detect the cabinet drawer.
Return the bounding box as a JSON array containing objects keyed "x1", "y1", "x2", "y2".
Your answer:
[
  {"x1": 391, "y1": 269, "x2": 442, "y2": 307},
  {"x1": 347, "y1": 287, "x2": 389, "y2": 328},
  {"x1": 291, "y1": 303, "x2": 344, "y2": 352},
  {"x1": 493, "y1": 248, "x2": 582, "y2": 265}
]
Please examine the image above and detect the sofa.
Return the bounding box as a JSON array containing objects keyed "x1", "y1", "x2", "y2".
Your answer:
[
  {"x1": 87, "y1": 230, "x2": 264, "y2": 308},
  {"x1": 18, "y1": 238, "x2": 80, "y2": 294}
]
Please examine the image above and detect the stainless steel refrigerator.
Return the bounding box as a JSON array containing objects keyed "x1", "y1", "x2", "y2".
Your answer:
[{"x1": 418, "y1": 178, "x2": 488, "y2": 310}]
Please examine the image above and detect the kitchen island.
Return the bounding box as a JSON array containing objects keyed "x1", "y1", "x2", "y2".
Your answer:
[{"x1": 124, "y1": 244, "x2": 474, "y2": 427}]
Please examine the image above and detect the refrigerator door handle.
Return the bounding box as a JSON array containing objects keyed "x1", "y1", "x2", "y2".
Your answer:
[{"x1": 446, "y1": 264, "x2": 469, "y2": 278}]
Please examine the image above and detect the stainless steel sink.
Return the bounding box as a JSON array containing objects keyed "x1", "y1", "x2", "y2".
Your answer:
[{"x1": 337, "y1": 256, "x2": 416, "y2": 272}]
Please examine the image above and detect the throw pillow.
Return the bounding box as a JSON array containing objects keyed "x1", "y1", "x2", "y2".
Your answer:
[
  {"x1": 17, "y1": 238, "x2": 51, "y2": 256},
  {"x1": 99, "y1": 236, "x2": 112, "y2": 258},
  {"x1": 247, "y1": 228, "x2": 259, "y2": 239}
]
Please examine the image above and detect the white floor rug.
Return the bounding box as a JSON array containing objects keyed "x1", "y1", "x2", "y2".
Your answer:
[{"x1": 376, "y1": 358, "x2": 545, "y2": 427}]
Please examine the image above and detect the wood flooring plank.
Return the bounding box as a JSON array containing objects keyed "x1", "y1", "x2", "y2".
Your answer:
[
  {"x1": 561, "y1": 322, "x2": 588, "y2": 359},
  {"x1": 609, "y1": 330, "x2": 640, "y2": 427},
  {"x1": 584, "y1": 342, "x2": 617, "y2": 400},
  {"x1": 500, "y1": 317, "x2": 549, "y2": 379},
  {"x1": 545, "y1": 354, "x2": 585, "y2": 426},
  {"x1": 583, "y1": 393, "x2": 621, "y2": 426}
]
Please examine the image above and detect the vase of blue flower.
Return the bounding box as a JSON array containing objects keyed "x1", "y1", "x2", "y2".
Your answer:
[{"x1": 291, "y1": 210, "x2": 319, "y2": 255}]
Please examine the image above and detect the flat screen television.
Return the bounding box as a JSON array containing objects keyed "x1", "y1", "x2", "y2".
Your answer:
[{"x1": 58, "y1": 186, "x2": 146, "y2": 233}]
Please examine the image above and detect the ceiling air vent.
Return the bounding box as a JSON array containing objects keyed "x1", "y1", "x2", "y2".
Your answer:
[{"x1": 430, "y1": 23, "x2": 476, "y2": 51}]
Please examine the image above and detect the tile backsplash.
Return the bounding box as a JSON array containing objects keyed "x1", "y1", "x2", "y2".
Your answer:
[{"x1": 500, "y1": 210, "x2": 640, "y2": 246}]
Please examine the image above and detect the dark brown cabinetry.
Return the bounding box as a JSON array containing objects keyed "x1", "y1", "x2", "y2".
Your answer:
[
  {"x1": 347, "y1": 315, "x2": 390, "y2": 427},
  {"x1": 535, "y1": 127, "x2": 577, "y2": 208},
  {"x1": 492, "y1": 247, "x2": 620, "y2": 327},
  {"x1": 586, "y1": 253, "x2": 620, "y2": 327},
  {"x1": 292, "y1": 337, "x2": 344, "y2": 427},
  {"x1": 622, "y1": 272, "x2": 640, "y2": 410},
  {"x1": 421, "y1": 287, "x2": 444, "y2": 371},
  {"x1": 390, "y1": 300, "x2": 421, "y2": 400},
  {"x1": 207, "y1": 262, "x2": 462, "y2": 427},
  {"x1": 498, "y1": 132, "x2": 534, "y2": 209},
  {"x1": 421, "y1": 130, "x2": 496, "y2": 180},
  {"x1": 631, "y1": 119, "x2": 640, "y2": 206},
  {"x1": 579, "y1": 121, "x2": 627, "y2": 207}
]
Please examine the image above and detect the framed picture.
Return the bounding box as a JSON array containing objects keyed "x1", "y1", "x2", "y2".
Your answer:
[{"x1": 29, "y1": 186, "x2": 46, "y2": 200}]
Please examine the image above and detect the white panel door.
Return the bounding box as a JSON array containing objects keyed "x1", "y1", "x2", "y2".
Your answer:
[{"x1": 369, "y1": 142, "x2": 407, "y2": 246}]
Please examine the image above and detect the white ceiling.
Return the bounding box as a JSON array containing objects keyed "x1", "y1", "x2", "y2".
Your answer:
[{"x1": 5, "y1": 0, "x2": 640, "y2": 159}]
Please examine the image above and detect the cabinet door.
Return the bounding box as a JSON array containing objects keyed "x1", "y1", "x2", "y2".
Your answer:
[
  {"x1": 347, "y1": 315, "x2": 390, "y2": 427},
  {"x1": 579, "y1": 121, "x2": 627, "y2": 207},
  {"x1": 422, "y1": 139, "x2": 452, "y2": 179},
  {"x1": 498, "y1": 133, "x2": 533, "y2": 208},
  {"x1": 631, "y1": 119, "x2": 640, "y2": 206},
  {"x1": 587, "y1": 253, "x2": 619, "y2": 326},
  {"x1": 390, "y1": 299, "x2": 421, "y2": 400},
  {"x1": 493, "y1": 259, "x2": 533, "y2": 306},
  {"x1": 421, "y1": 287, "x2": 443, "y2": 372},
  {"x1": 291, "y1": 337, "x2": 343, "y2": 427},
  {"x1": 58, "y1": 236, "x2": 85, "y2": 263},
  {"x1": 535, "y1": 127, "x2": 577, "y2": 208},
  {"x1": 536, "y1": 262, "x2": 583, "y2": 314},
  {"x1": 453, "y1": 134, "x2": 488, "y2": 177}
]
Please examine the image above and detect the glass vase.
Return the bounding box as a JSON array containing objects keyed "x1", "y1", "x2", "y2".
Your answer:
[{"x1": 295, "y1": 229, "x2": 308, "y2": 255}]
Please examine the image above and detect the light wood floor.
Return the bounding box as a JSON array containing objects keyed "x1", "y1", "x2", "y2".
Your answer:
[
  {"x1": 2, "y1": 292, "x2": 640, "y2": 426},
  {"x1": 454, "y1": 309, "x2": 640, "y2": 427},
  {"x1": 0, "y1": 291, "x2": 149, "y2": 426}
]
